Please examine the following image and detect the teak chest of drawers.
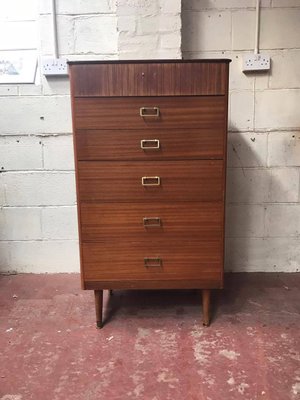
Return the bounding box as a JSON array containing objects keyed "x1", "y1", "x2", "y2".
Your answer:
[{"x1": 68, "y1": 59, "x2": 230, "y2": 328}]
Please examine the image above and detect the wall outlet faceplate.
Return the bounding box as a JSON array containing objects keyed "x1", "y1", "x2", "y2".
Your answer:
[
  {"x1": 42, "y1": 57, "x2": 68, "y2": 76},
  {"x1": 242, "y1": 54, "x2": 271, "y2": 72}
]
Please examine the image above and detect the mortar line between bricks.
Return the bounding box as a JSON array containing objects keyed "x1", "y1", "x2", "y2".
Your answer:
[
  {"x1": 39, "y1": 12, "x2": 117, "y2": 17},
  {"x1": 0, "y1": 133, "x2": 72, "y2": 137}
]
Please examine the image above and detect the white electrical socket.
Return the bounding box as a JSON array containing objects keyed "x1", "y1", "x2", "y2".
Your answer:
[
  {"x1": 242, "y1": 54, "x2": 271, "y2": 72},
  {"x1": 42, "y1": 57, "x2": 68, "y2": 76}
]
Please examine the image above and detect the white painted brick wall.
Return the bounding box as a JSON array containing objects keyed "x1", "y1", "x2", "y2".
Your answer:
[
  {"x1": 118, "y1": 0, "x2": 181, "y2": 59},
  {"x1": 183, "y1": 0, "x2": 300, "y2": 272}
]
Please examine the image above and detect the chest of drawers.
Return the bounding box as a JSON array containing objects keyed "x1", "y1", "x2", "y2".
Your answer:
[{"x1": 68, "y1": 59, "x2": 230, "y2": 328}]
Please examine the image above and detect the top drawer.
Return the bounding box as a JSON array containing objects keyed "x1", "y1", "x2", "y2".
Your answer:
[{"x1": 69, "y1": 62, "x2": 229, "y2": 97}]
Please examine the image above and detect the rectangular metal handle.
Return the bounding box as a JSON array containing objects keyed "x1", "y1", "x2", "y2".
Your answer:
[
  {"x1": 144, "y1": 257, "x2": 162, "y2": 268},
  {"x1": 140, "y1": 107, "x2": 160, "y2": 117},
  {"x1": 141, "y1": 139, "x2": 160, "y2": 150},
  {"x1": 142, "y1": 176, "x2": 160, "y2": 186},
  {"x1": 143, "y1": 217, "x2": 161, "y2": 227}
]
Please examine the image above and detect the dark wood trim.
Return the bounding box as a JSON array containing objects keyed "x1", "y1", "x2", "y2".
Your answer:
[
  {"x1": 85, "y1": 280, "x2": 223, "y2": 290},
  {"x1": 68, "y1": 59, "x2": 232, "y2": 65}
]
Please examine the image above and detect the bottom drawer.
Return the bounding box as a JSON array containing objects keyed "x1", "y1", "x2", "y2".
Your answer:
[{"x1": 82, "y1": 240, "x2": 223, "y2": 282}]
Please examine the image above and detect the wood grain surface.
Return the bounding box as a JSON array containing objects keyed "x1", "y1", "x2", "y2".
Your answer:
[
  {"x1": 82, "y1": 240, "x2": 222, "y2": 281},
  {"x1": 75, "y1": 128, "x2": 225, "y2": 160},
  {"x1": 77, "y1": 160, "x2": 224, "y2": 202},
  {"x1": 73, "y1": 96, "x2": 225, "y2": 130},
  {"x1": 70, "y1": 62, "x2": 228, "y2": 97},
  {"x1": 80, "y1": 202, "x2": 223, "y2": 241}
]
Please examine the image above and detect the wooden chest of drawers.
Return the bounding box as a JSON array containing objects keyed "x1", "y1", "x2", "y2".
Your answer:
[{"x1": 68, "y1": 59, "x2": 230, "y2": 328}]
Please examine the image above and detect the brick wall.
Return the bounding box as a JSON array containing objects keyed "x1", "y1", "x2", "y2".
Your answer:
[{"x1": 182, "y1": 0, "x2": 300, "y2": 272}]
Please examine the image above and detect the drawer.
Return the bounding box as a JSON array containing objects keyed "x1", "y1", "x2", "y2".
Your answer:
[
  {"x1": 75, "y1": 128, "x2": 225, "y2": 161},
  {"x1": 82, "y1": 240, "x2": 222, "y2": 281},
  {"x1": 80, "y1": 202, "x2": 223, "y2": 241},
  {"x1": 70, "y1": 61, "x2": 229, "y2": 97},
  {"x1": 73, "y1": 96, "x2": 226, "y2": 130},
  {"x1": 77, "y1": 160, "x2": 224, "y2": 202}
]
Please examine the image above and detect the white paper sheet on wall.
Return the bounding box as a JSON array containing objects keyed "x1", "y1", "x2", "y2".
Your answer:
[{"x1": 0, "y1": 0, "x2": 38, "y2": 84}]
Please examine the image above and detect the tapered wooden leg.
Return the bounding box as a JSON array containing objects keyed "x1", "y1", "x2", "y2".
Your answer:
[
  {"x1": 94, "y1": 290, "x2": 103, "y2": 329},
  {"x1": 202, "y1": 289, "x2": 210, "y2": 326}
]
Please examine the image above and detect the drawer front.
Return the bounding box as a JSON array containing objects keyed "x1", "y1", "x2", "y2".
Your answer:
[
  {"x1": 80, "y1": 202, "x2": 223, "y2": 241},
  {"x1": 73, "y1": 96, "x2": 226, "y2": 130},
  {"x1": 82, "y1": 240, "x2": 222, "y2": 281},
  {"x1": 78, "y1": 160, "x2": 224, "y2": 202},
  {"x1": 75, "y1": 128, "x2": 224, "y2": 161},
  {"x1": 70, "y1": 62, "x2": 228, "y2": 97}
]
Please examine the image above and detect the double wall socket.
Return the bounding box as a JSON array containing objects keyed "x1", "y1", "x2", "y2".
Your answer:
[
  {"x1": 242, "y1": 54, "x2": 271, "y2": 72},
  {"x1": 42, "y1": 57, "x2": 68, "y2": 76}
]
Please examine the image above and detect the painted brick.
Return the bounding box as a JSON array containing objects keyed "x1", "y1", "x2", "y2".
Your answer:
[
  {"x1": 0, "y1": 172, "x2": 76, "y2": 206},
  {"x1": 225, "y1": 237, "x2": 300, "y2": 272},
  {"x1": 41, "y1": 206, "x2": 78, "y2": 240},
  {"x1": 182, "y1": 11, "x2": 231, "y2": 52},
  {"x1": 0, "y1": 207, "x2": 41, "y2": 240},
  {"x1": 268, "y1": 132, "x2": 300, "y2": 167},
  {"x1": 18, "y1": 85, "x2": 43, "y2": 96},
  {"x1": 269, "y1": 168, "x2": 299, "y2": 203},
  {"x1": 182, "y1": 0, "x2": 271, "y2": 10},
  {"x1": 42, "y1": 135, "x2": 74, "y2": 170},
  {"x1": 225, "y1": 204, "x2": 265, "y2": 238},
  {"x1": 39, "y1": 0, "x2": 115, "y2": 15},
  {"x1": 136, "y1": 16, "x2": 159, "y2": 34},
  {"x1": 0, "y1": 86, "x2": 18, "y2": 95},
  {"x1": 229, "y1": 53, "x2": 254, "y2": 91},
  {"x1": 116, "y1": 0, "x2": 159, "y2": 17},
  {"x1": 0, "y1": 136, "x2": 43, "y2": 171},
  {"x1": 158, "y1": 15, "x2": 181, "y2": 32},
  {"x1": 42, "y1": 76, "x2": 70, "y2": 95},
  {"x1": 0, "y1": 240, "x2": 80, "y2": 273},
  {"x1": 255, "y1": 90, "x2": 300, "y2": 130},
  {"x1": 230, "y1": 91, "x2": 254, "y2": 130},
  {"x1": 233, "y1": 8, "x2": 300, "y2": 50},
  {"x1": 160, "y1": 0, "x2": 181, "y2": 14},
  {"x1": 0, "y1": 96, "x2": 72, "y2": 134},
  {"x1": 39, "y1": 15, "x2": 74, "y2": 55},
  {"x1": 226, "y1": 168, "x2": 270, "y2": 204},
  {"x1": 272, "y1": 0, "x2": 300, "y2": 6},
  {"x1": 118, "y1": 33, "x2": 159, "y2": 52},
  {"x1": 160, "y1": 33, "x2": 181, "y2": 49},
  {"x1": 227, "y1": 132, "x2": 267, "y2": 167},
  {"x1": 260, "y1": 8, "x2": 300, "y2": 50},
  {"x1": 232, "y1": 10, "x2": 255, "y2": 51},
  {"x1": 74, "y1": 15, "x2": 118, "y2": 54},
  {"x1": 265, "y1": 204, "x2": 300, "y2": 238},
  {"x1": 269, "y1": 51, "x2": 300, "y2": 89},
  {"x1": 117, "y1": 16, "x2": 136, "y2": 32}
]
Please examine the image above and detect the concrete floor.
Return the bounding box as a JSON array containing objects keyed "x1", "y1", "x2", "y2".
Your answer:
[{"x1": 0, "y1": 273, "x2": 299, "y2": 400}]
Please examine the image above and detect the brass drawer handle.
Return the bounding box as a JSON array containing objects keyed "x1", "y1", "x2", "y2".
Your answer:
[
  {"x1": 144, "y1": 257, "x2": 162, "y2": 268},
  {"x1": 143, "y1": 217, "x2": 161, "y2": 227},
  {"x1": 142, "y1": 176, "x2": 161, "y2": 186},
  {"x1": 140, "y1": 107, "x2": 160, "y2": 117},
  {"x1": 141, "y1": 139, "x2": 160, "y2": 150}
]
